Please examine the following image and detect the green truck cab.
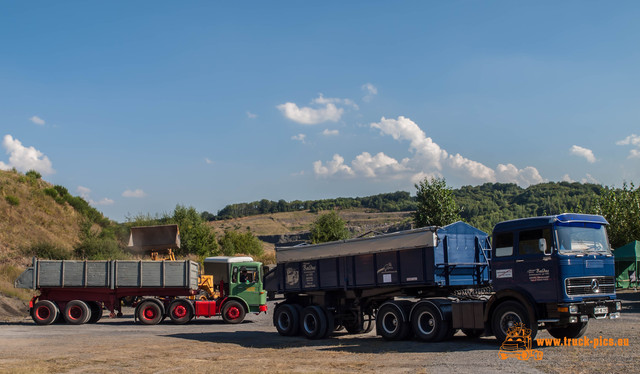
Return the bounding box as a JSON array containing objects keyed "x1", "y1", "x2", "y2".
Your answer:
[{"x1": 203, "y1": 256, "x2": 267, "y2": 317}]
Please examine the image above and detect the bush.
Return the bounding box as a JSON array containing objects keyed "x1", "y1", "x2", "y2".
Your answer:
[
  {"x1": 219, "y1": 230, "x2": 264, "y2": 257},
  {"x1": 53, "y1": 185, "x2": 69, "y2": 197},
  {"x1": 43, "y1": 187, "x2": 58, "y2": 198},
  {"x1": 74, "y1": 236, "x2": 129, "y2": 260},
  {"x1": 26, "y1": 170, "x2": 42, "y2": 180},
  {"x1": 23, "y1": 242, "x2": 72, "y2": 260},
  {"x1": 5, "y1": 195, "x2": 19, "y2": 207},
  {"x1": 310, "y1": 211, "x2": 350, "y2": 244}
]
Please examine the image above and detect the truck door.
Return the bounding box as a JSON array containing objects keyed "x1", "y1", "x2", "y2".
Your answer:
[
  {"x1": 231, "y1": 264, "x2": 262, "y2": 307},
  {"x1": 492, "y1": 231, "x2": 516, "y2": 290},
  {"x1": 513, "y1": 228, "x2": 557, "y2": 303}
]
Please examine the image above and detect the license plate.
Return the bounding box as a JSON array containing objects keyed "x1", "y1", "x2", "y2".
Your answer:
[{"x1": 594, "y1": 306, "x2": 608, "y2": 314}]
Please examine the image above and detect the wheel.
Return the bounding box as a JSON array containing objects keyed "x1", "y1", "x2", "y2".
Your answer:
[
  {"x1": 322, "y1": 307, "x2": 335, "y2": 339},
  {"x1": 462, "y1": 328, "x2": 483, "y2": 339},
  {"x1": 300, "y1": 305, "x2": 328, "y2": 339},
  {"x1": 168, "y1": 299, "x2": 193, "y2": 325},
  {"x1": 137, "y1": 300, "x2": 163, "y2": 325},
  {"x1": 274, "y1": 304, "x2": 301, "y2": 336},
  {"x1": 411, "y1": 303, "x2": 450, "y2": 342},
  {"x1": 547, "y1": 322, "x2": 588, "y2": 339},
  {"x1": 492, "y1": 301, "x2": 537, "y2": 343},
  {"x1": 376, "y1": 302, "x2": 411, "y2": 341},
  {"x1": 86, "y1": 301, "x2": 103, "y2": 324},
  {"x1": 222, "y1": 300, "x2": 246, "y2": 324},
  {"x1": 32, "y1": 300, "x2": 58, "y2": 325},
  {"x1": 63, "y1": 300, "x2": 91, "y2": 325}
]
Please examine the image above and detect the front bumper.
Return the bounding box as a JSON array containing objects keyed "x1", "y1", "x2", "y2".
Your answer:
[{"x1": 556, "y1": 299, "x2": 621, "y2": 324}]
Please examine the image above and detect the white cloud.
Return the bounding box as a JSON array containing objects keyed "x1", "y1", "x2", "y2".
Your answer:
[
  {"x1": 561, "y1": 174, "x2": 575, "y2": 183},
  {"x1": 77, "y1": 186, "x2": 92, "y2": 199},
  {"x1": 322, "y1": 129, "x2": 339, "y2": 136},
  {"x1": 92, "y1": 198, "x2": 115, "y2": 206},
  {"x1": 362, "y1": 83, "x2": 378, "y2": 102},
  {"x1": 371, "y1": 116, "x2": 447, "y2": 170},
  {"x1": 495, "y1": 164, "x2": 545, "y2": 186},
  {"x1": 351, "y1": 152, "x2": 410, "y2": 178},
  {"x1": 277, "y1": 94, "x2": 357, "y2": 125},
  {"x1": 122, "y1": 189, "x2": 147, "y2": 198},
  {"x1": 246, "y1": 111, "x2": 257, "y2": 119},
  {"x1": 581, "y1": 174, "x2": 599, "y2": 184},
  {"x1": 313, "y1": 154, "x2": 354, "y2": 178},
  {"x1": 0, "y1": 134, "x2": 54, "y2": 175},
  {"x1": 291, "y1": 133, "x2": 306, "y2": 143},
  {"x1": 312, "y1": 94, "x2": 359, "y2": 110},
  {"x1": 616, "y1": 134, "x2": 640, "y2": 159},
  {"x1": 76, "y1": 186, "x2": 114, "y2": 206},
  {"x1": 314, "y1": 116, "x2": 544, "y2": 187},
  {"x1": 29, "y1": 116, "x2": 45, "y2": 125},
  {"x1": 570, "y1": 145, "x2": 596, "y2": 163},
  {"x1": 205, "y1": 158, "x2": 214, "y2": 164}
]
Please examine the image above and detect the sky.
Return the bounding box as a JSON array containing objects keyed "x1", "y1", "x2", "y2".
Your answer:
[{"x1": 1, "y1": 1, "x2": 639, "y2": 222}]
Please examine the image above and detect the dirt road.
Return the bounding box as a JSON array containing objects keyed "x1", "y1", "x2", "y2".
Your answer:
[{"x1": 1, "y1": 293, "x2": 639, "y2": 373}]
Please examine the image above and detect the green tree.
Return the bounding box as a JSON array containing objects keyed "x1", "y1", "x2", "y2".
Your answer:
[
  {"x1": 170, "y1": 205, "x2": 219, "y2": 258},
  {"x1": 594, "y1": 182, "x2": 640, "y2": 248},
  {"x1": 219, "y1": 230, "x2": 264, "y2": 257},
  {"x1": 414, "y1": 177, "x2": 461, "y2": 228},
  {"x1": 310, "y1": 211, "x2": 350, "y2": 244}
]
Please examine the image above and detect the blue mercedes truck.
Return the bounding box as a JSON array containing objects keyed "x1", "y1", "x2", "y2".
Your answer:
[{"x1": 266, "y1": 213, "x2": 620, "y2": 342}]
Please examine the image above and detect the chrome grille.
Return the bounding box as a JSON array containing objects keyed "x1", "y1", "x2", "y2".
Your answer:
[{"x1": 565, "y1": 276, "x2": 615, "y2": 296}]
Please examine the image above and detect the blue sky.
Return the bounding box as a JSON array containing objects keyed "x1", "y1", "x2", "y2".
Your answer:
[{"x1": 1, "y1": 1, "x2": 639, "y2": 222}]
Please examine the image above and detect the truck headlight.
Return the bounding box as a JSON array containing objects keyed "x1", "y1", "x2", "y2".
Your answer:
[
  {"x1": 616, "y1": 301, "x2": 622, "y2": 311},
  {"x1": 569, "y1": 305, "x2": 579, "y2": 314}
]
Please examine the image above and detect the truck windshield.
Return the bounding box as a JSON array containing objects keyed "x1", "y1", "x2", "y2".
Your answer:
[{"x1": 556, "y1": 223, "x2": 610, "y2": 254}]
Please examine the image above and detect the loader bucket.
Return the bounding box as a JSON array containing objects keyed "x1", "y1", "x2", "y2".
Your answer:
[{"x1": 128, "y1": 224, "x2": 181, "y2": 254}]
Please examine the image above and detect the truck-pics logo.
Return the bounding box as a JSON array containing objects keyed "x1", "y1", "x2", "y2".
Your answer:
[{"x1": 499, "y1": 322, "x2": 543, "y2": 361}]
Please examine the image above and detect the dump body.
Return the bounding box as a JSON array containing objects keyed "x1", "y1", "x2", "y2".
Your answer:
[
  {"x1": 16, "y1": 258, "x2": 199, "y2": 290},
  {"x1": 268, "y1": 223, "x2": 490, "y2": 295}
]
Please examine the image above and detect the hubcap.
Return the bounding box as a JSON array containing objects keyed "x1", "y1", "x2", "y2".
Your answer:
[
  {"x1": 417, "y1": 311, "x2": 436, "y2": 335},
  {"x1": 36, "y1": 306, "x2": 50, "y2": 320},
  {"x1": 382, "y1": 311, "x2": 399, "y2": 334},
  {"x1": 304, "y1": 314, "x2": 318, "y2": 333},
  {"x1": 144, "y1": 307, "x2": 157, "y2": 320}
]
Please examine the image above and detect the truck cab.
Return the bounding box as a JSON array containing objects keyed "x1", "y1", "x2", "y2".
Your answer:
[
  {"x1": 490, "y1": 213, "x2": 621, "y2": 341},
  {"x1": 203, "y1": 256, "x2": 267, "y2": 315}
]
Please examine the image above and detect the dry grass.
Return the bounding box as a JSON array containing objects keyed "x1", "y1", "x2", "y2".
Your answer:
[
  {"x1": 0, "y1": 170, "x2": 81, "y2": 264},
  {"x1": 208, "y1": 209, "x2": 413, "y2": 237}
]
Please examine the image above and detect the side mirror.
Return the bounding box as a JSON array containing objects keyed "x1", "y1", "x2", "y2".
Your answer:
[{"x1": 539, "y1": 238, "x2": 549, "y2": 255}]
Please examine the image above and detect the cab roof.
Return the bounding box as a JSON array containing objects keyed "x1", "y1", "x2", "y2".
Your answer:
[{"x1": 493, "y1": 213, "x2": 608, "y2": 234}]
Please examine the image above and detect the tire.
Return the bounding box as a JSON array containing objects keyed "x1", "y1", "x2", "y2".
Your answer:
[
  {"x1": 86, "y1": 301, "x2": 103, "y2": 324},
  {"x1": 547, "y1": 322, "x2": 588, "y2": 339},
  {"x1": 137, "y1": 300, "x2": 163, "y2": 325},
  {"x1": 300, "y1": 305, "x2": 328, "y2": 340},
  {"x1": 411, "y1": 303, "x2": 450, "y2": 342},
  {"x1": 32, "y1": 300, "x2": 58, "y2": 325},
  {"x1": 222, "y1": 300, "x2": 246, "y2": 324},
  {"x1": 168, "y1": 299, "x2": 193, "y2": 325},
  {"x1": 492, "y1": 300, "x2": 537, "y2": 343},
  {"x1": 322, "y1": 307, "x2": 335, "y2": 339},
  {"x1": 274, "y1": 304, "x2": 301, "y2": 336},
  {"x1": 376, "y1": 302, "x2": 411, "y2": 341},
  {"x1": 63, "y1": 300, "x2": 91, "y2": 325}
]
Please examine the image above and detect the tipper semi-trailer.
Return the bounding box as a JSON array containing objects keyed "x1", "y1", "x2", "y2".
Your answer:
[
  {"x1": 265, "y1": 214, "x2": 621, "y2": 342},
  {"x1": 15, "y1": 256, "x2": 267, "y2": 325}
]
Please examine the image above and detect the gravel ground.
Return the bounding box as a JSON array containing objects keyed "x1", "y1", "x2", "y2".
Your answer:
[{"x1": 0, "y1": 292, "x2": 638, "y2": 374}]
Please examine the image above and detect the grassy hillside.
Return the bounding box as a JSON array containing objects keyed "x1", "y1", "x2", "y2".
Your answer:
[{"x1": 0, "y1": 169, "x2": 84, "y2": 263}]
